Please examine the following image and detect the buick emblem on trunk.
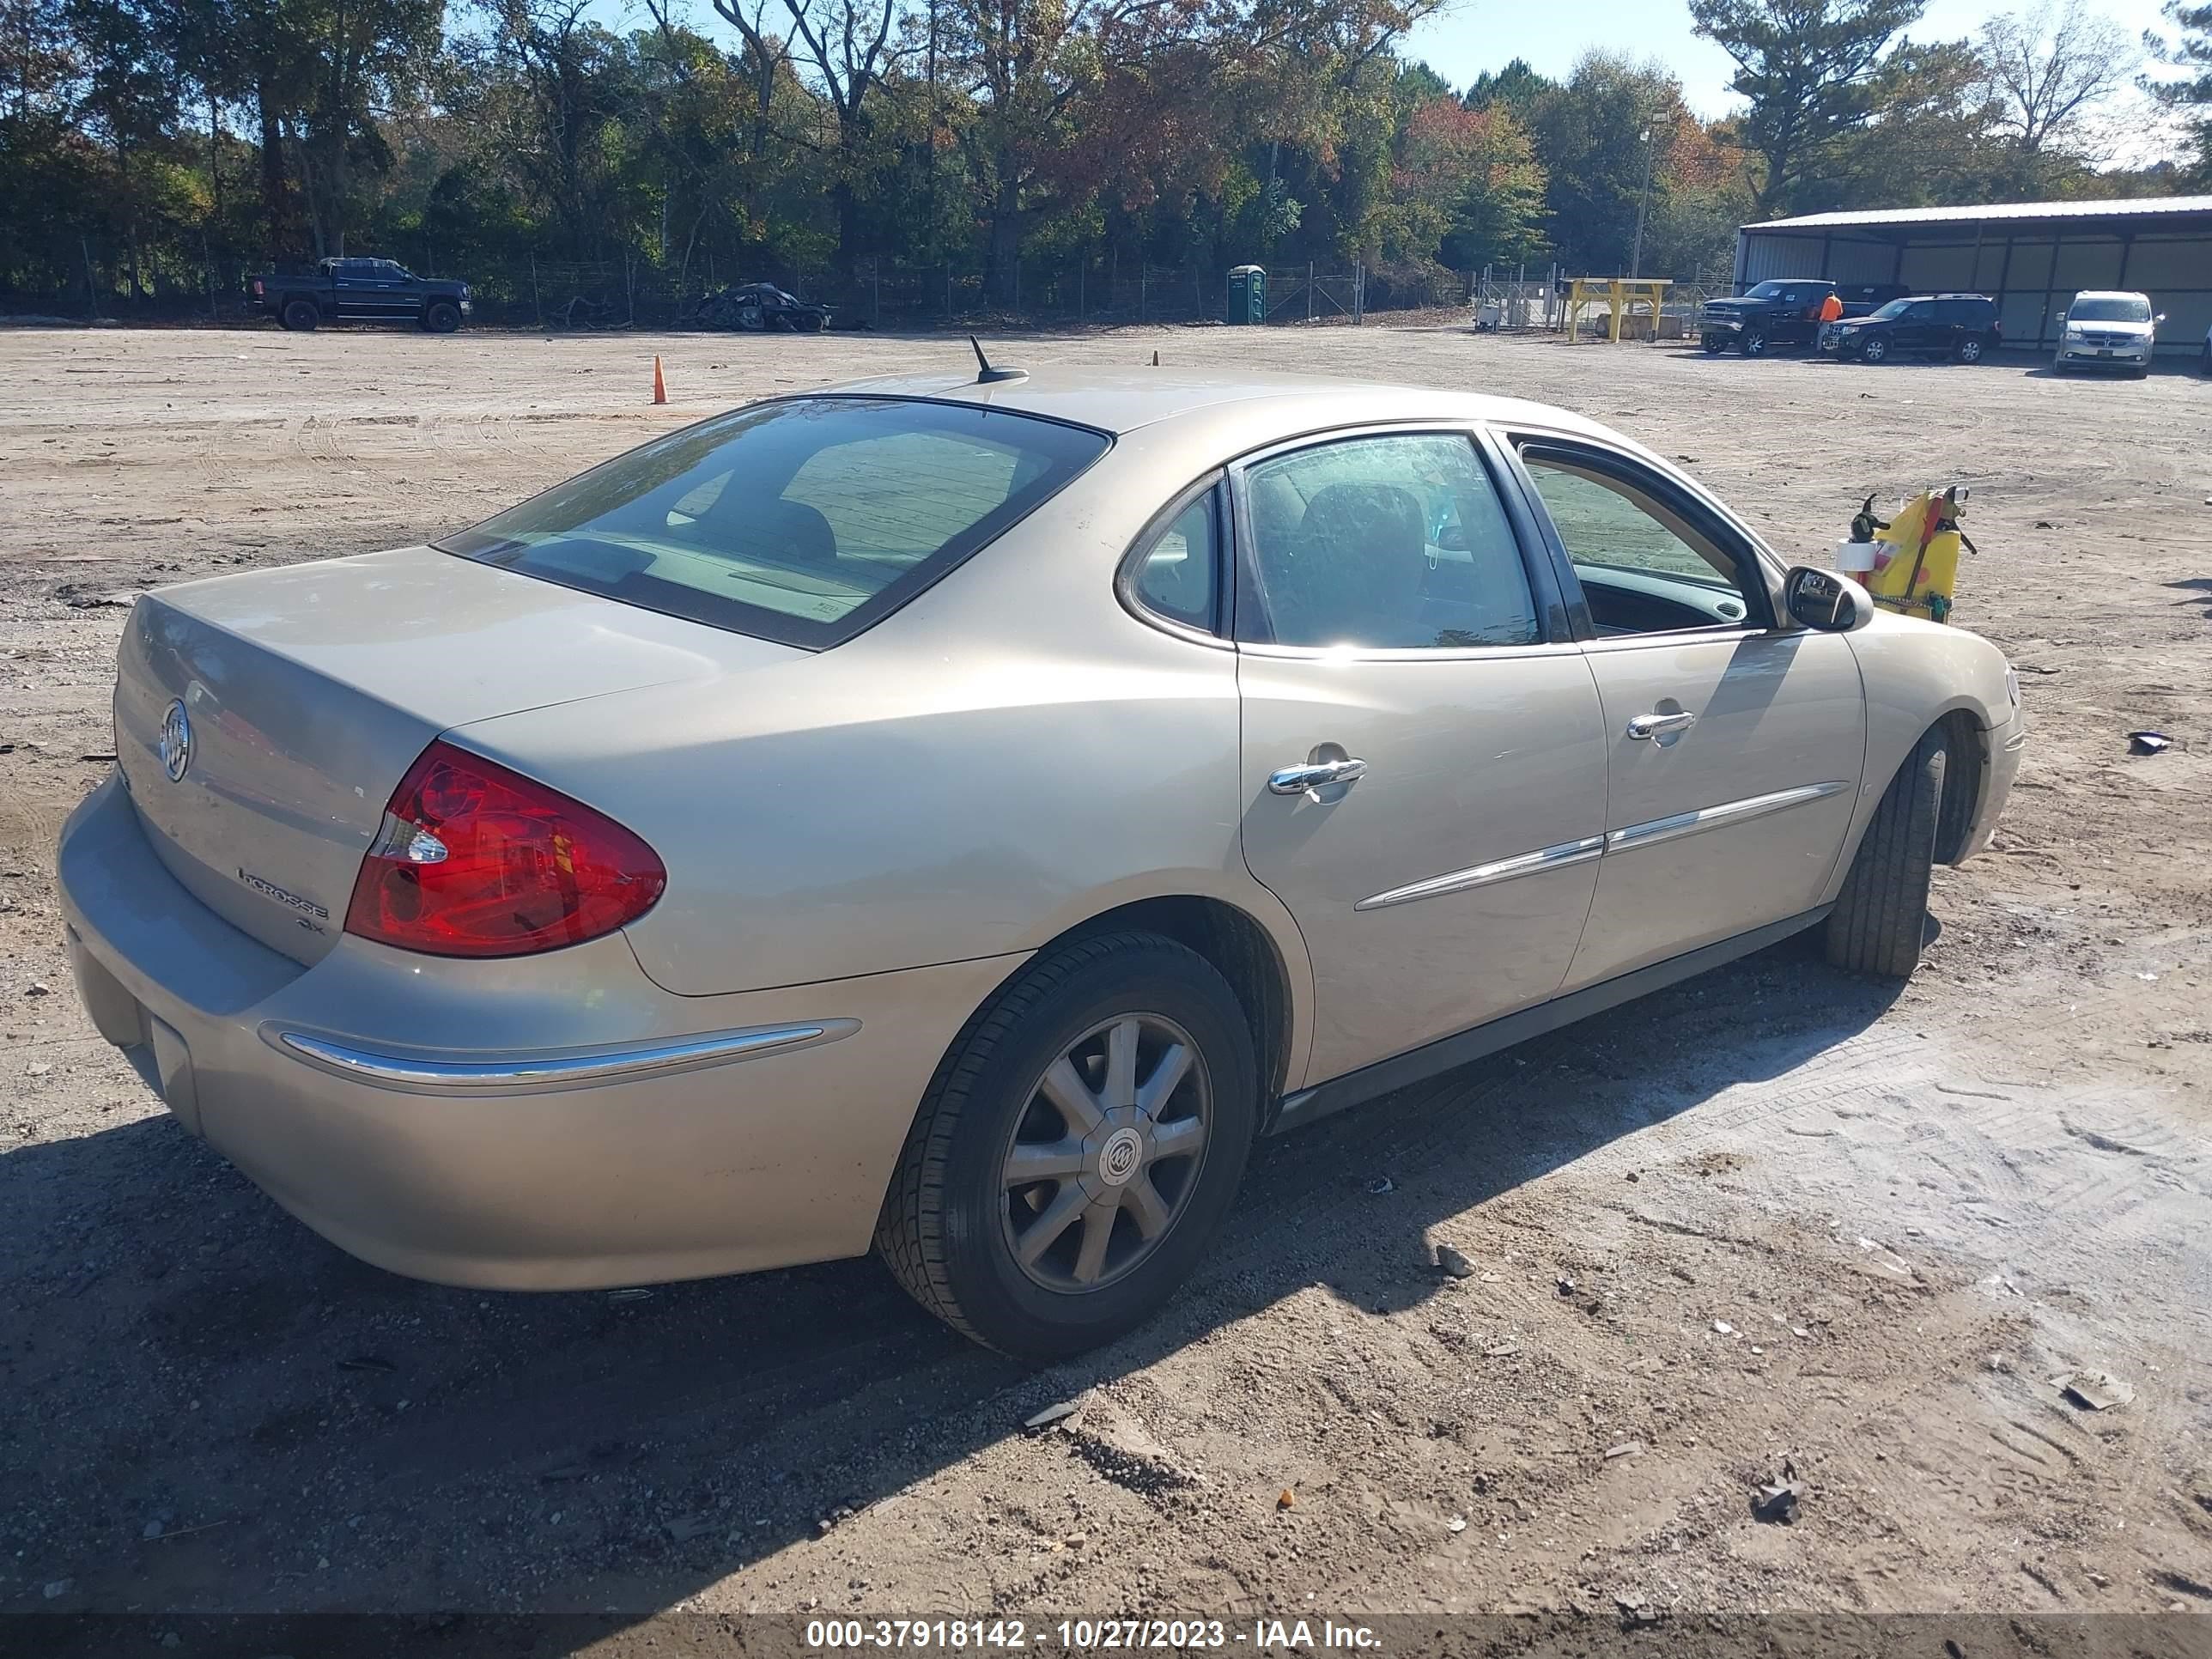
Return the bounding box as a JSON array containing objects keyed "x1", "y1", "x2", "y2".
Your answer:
[{"x1": 158, "y1": 699, "x2": 191, "y2": 782}]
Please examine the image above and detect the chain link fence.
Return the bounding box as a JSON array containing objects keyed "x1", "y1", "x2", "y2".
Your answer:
[{"x1": 5, "y1": 238, "x2": 1715, "y2": 336}]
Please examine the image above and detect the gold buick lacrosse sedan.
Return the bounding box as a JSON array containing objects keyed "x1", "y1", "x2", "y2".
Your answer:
[{"x1": 60, "y1": 366, "x2": 2023, "y2": 1358}]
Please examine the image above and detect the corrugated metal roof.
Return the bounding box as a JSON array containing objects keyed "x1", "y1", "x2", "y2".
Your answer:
[{"x1": 1745, "y1": 196, "x2": 2212, "y2": 233}]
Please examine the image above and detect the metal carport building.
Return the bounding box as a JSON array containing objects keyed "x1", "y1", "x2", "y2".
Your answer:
[{"x1": 1733, "y1": 196, "x2": 2212, "y2": 360}]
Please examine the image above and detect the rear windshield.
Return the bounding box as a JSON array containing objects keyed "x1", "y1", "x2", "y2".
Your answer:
[
  {"x1": 2068, "y1": 295, "x2": 2152, "y2": 323},
  {"x1": 436, "y1": 397, "x2": 1109, "y2": 648}
]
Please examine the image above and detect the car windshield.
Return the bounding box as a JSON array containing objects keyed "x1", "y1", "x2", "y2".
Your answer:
[
  {"x1": 1744, "y1": 282, "x2": 1793, "y2": 299},
  {"x1": 2069, "y1": 295, "x2": 2152, "y2": 323},
  {"x1": 437, "y1": 397, "x2": 1109, "y2": 648},
  {"x1": 1869, "y1": 299, "x2": 1915, "y2": 320}
]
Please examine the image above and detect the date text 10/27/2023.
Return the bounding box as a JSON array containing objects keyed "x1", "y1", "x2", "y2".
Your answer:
[{"x1": 803, "y1": 1619, "x2": 1384, "y2": 1650}]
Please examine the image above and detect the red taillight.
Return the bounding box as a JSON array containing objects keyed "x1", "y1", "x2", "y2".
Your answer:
[{"x1": 345, "y1": 741, "x2": 665, "y2": 957}]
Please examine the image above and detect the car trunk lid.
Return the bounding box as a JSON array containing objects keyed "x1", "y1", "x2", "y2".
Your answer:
[{"x1": 113, "y1": 545, "x2": 793, "y2": 964}]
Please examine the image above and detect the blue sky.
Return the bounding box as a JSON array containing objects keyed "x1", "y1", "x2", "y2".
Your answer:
[{"x1": 1399, "y1": 0, "x2": 2177, "y2": 118}]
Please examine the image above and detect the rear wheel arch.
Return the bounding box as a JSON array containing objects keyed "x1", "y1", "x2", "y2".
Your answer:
[
  {"x1": 1052, "y1": 896, "x2": 1297, "y2": 1108},
  {"x1": 927, "y1": 894, "x2": 1302, "y2": 1115}
]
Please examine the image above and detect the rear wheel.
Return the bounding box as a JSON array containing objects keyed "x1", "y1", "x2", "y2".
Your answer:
[
  {"x1": 423, "y1": 300, "x2": 462, "y2": 333},
  {"x1": 1825, "y1": 728, "x2": 1947, "y2": 979},
  {"x1": 877, "y1": 933, "x2": 1259, "y2": 1361},
  {"x1": 1861, "y1": 334, "x2": 1889, "y2": 364},
  {"x1": 1701, "y1": 335, "x2": 1727, "y2": 356},
  {"x1": 280, "y1": 299, "x2": 318, "y2": 332},
  {"x1": 1956, "y1": 334, "x2": 1985, "y2": 363}
]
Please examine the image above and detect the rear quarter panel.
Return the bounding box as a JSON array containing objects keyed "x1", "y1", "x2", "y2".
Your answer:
[{"x1": 449, "y1": 424, "x2": 1315, "y2": 1072}]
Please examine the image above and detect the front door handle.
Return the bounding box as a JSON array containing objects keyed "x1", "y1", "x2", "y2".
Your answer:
[
  {"x1": 1269, "y1": 757, "x2": 1369, "y2": 795},
  {"x1": 1626, "y1": 711, "x2": 1698, "y2": 741}
]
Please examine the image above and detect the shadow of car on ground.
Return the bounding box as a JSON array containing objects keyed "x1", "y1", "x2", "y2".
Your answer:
[{"x1": 1, "y1": 938, "x2": 1902, "y2": 1629}]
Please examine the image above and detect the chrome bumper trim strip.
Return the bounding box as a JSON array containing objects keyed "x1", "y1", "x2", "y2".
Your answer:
[{"x1": 270, "y1": 1019, "x2": 859, "y2": 1092}]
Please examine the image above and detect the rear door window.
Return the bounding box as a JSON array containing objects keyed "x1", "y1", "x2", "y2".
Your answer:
[
  {"x1": 439, "y1": 398, "x2": 1109, "y2": 648},
  {"x1": 1237, "y1": 433, "x2": 1540, "y2": 650}
]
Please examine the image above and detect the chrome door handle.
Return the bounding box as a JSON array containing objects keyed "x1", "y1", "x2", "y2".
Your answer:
[
  {"x1": 1268, "y1": 758, "x2": 1369, "y2": 795},
  {"x1": 1626, "y1": 711, "x2": 1698, "y2": 741}
]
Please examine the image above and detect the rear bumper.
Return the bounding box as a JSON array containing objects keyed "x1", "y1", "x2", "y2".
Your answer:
[{"x1": 59, "y1": 772, "x2": 1019, "y2": 1289}]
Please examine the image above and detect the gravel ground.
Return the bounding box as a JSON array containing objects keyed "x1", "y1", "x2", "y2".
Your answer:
[{"x1": 2, "y1": 320, "x2": 2209, "y2": 1632}]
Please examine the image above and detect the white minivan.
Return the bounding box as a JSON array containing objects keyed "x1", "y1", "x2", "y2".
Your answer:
[{"x1": 2054, "y1": 290, "x2": 2161, "y2": 376}]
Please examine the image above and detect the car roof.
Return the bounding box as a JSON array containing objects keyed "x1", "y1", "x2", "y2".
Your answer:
[
  {"x1": 2069, "y1": 289, "x2": 2149, "y2": 300},
  {"x1": 817, "y1": 366, "x2": 1622, "y2": 443}
]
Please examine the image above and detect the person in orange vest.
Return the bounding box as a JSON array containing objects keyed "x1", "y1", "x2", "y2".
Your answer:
[{"x1": 1818, "y1": 290, "x2": 1844, "y2": 325}]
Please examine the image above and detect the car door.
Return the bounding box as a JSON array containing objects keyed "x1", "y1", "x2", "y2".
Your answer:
[
  {"x1": 328, "y1": 261, "x2": 374, "y2": 318},
  {"x1": 1231, "y1": 427, "x2": 1610, "y2": 1087},
  {"x1": 1505, "y1": 434, "x2": 1867, "y2": 993},
  {"x1": 1893, "y1": 300, "x2": 1939, "y2": 353}
]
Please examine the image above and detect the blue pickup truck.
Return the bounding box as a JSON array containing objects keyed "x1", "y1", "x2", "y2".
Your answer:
[{"x1": 251, "y1": 258, "x2": 473, "y2": 332}]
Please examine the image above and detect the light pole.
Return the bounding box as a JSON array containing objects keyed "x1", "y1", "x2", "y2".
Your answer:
[{"x1": 1630, "y1": 126, "x2": 1655, "y2": 279}]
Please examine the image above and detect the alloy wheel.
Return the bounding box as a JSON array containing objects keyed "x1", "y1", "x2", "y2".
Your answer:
[{"x1": 999, "y1": 1013, "x2": 1212, "y2": 1293}]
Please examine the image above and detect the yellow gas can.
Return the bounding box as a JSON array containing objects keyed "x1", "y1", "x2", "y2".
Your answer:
[{"x1": 1863, "y1": 486, "x2": 1971, "y2": 623}]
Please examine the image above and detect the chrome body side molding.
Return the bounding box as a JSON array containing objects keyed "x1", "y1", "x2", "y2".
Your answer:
[
  {"x1": 1606, "y1": 781, "x2": 1850, "y2": 854},
  {"x1": 1355, "y1": 836, "x2": 1604, "y2": 913}
]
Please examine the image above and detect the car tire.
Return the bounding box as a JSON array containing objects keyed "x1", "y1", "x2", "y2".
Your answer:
[
  {"x1": 877, "y1": 931, "x2": 1260, "y2": 1362},
  {"x1": 1824, "y1": 728, "x2": 1947, "y2": 980},
  {"x1": 1861, "y1": 335, "x2": 1888, "y2": 364},
  {"x1": 736, "y1": 302, "x2": 764, "y2": 331},
  {"x1": 1701, "y1": 335, "x2": 1726, "y2": 356},
  {"x1": 1956, "y1": 335, "x2": 1984, "y2": 363},
  {"x1": 1741, "y1": 331, "x2": 1767, "y2": 357},
  {"x1": 423, "y1": 301, "x2": 462, "y2": 333},
  {"x1": 280, "y1": 299, "x2": 318, "y2": 332}
]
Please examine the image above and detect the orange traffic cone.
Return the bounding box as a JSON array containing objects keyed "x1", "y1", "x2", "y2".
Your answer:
[{"x1": 651, "y1": 355, "x2": 667, "y2": 405}]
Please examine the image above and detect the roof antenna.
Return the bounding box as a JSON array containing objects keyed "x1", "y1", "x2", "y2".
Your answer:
[{"x1": 969, "y1": 334, "x2": 1025, "y2": 384}]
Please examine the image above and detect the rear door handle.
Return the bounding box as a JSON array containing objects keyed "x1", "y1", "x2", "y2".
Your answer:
[
  {"x1": 1269, "y1": 758, "x2": 1369, "y2": 795},
  {"x1": 1626, "y1": 711, "x2": 1697, "y2": 741}
]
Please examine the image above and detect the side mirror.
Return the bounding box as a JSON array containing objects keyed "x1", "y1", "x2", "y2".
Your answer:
[
  {"x1": 1784, "y1": 566, "x2": 1874, "y2": 632},
  {"x1": 2155, "y1": 313, "x2": 2168, "y2": 325}
]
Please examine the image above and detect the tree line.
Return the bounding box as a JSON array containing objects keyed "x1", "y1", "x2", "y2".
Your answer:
[{"x1": 3, "y1": 0, "x2": 2204, "y2": 314}]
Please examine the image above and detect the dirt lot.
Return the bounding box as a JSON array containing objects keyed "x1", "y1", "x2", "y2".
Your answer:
[{"x1": 3, "y1": 321, "x2": 2209, "y2": 1638}]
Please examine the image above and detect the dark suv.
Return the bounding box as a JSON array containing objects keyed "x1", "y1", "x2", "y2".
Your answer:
[{"x1": 1821, "y1": 294, "x2": 2001, "y2": 364}]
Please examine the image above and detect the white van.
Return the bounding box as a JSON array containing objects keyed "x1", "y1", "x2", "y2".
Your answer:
[{"x1": 2054, "y1": 290, "x2": 2161, "y2": 376}]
